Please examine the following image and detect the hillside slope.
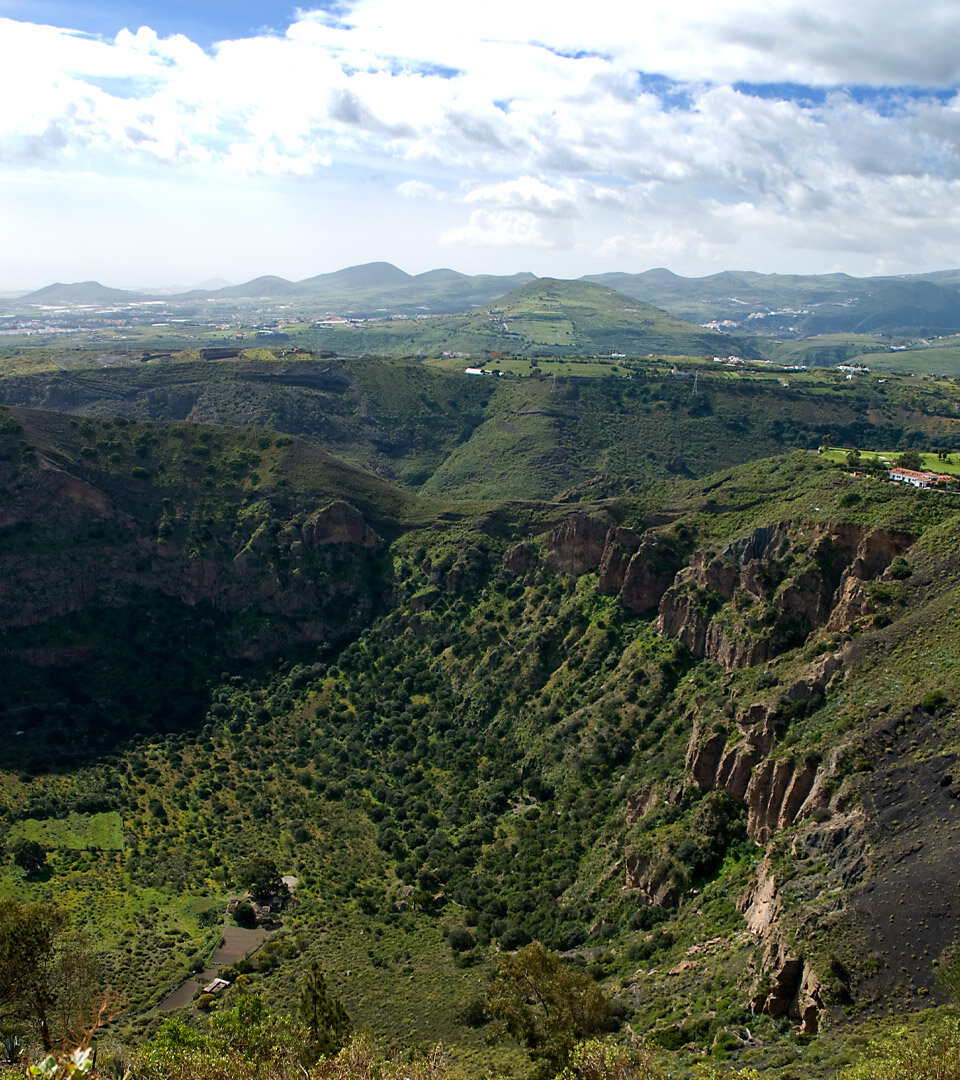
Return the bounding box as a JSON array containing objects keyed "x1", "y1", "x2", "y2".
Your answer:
[
  {"x1": 0, "y1": 406, "x2": 419, "y2": 766},
  {"x1": 3, "y1": 417, "x2": 960, "y2": 1074},
  {"x1": 299, "y1": 278, "x2": 760, "y2": 359},
  {"x1": 3, "y1": 353, "x2": 960, "y2": 500}
]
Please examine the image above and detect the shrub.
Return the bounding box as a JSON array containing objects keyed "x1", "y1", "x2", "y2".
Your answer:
[
  {"x1": 11, "y1": 837, "x2": 47, "y2": 875},
  {"x1": 448, "y1": 927, "x2": 475, "y2": 952},
  {"x1": 922, "y1": 690, "x2": 947, "y2": 713},
  {"x1": 233, "y1": 901, "x2": 257, "y2": 928},
  {"x1": 557, "y1": 1038, "x2": 666, "y2": 1080},
  {"x1": 839, "y1": 1015, "x2": 960, "y2": 1080},
  {"x1": 888, "y1": 556, "x2": 912, "y2": 580}
]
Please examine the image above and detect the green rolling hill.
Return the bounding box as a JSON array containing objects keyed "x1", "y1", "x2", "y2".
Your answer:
[{"x1": 299, "y1": 277, "x2": 759, "y2": 359}]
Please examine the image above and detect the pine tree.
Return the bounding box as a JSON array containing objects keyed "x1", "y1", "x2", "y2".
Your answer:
[{"x1": 298, "y1": 962, "x2": 351, "y2": 1061}]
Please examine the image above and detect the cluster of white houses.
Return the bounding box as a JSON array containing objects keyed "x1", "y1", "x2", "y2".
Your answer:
[{"x1": 887, "y1": 466, "x2": 955, "y2": 488}]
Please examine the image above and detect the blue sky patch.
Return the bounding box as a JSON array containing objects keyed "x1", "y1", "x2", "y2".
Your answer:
[
  {"x1": 733, "y1": 80, "x2": 958, "y2": 115},
  {"x1": 0, "y1": 0, "x2": 299, "y2": 46},
  {"x1": 636, "y1": 73, "x2": 695, "y2": 111}
]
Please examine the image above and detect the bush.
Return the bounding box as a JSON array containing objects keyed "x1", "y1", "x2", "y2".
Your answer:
[
  {"x1": 456, "y1": 997, "x2": 489, "y2": 1028},
  {"x1": 11, "y1": 837, "x2": 47, "y2": 875},
  {"x1": 888, "y1": 556, "x2": 912, "y2": 580},
  {"x1": 558, "y1": 1039, "x2": 666, "y2": 1080},
  {"x1": 448, "y1": 928, "x2": 475, "y2": 952},
  {"x1": 840, "y1": 1015, "x2": 960, "y2": 1080},
  {"x1": 233, "y1": 901, "x2": 257, "y2": 928},
  {"x1": 922, "y1": 690, "x2": 947, "y2": 713}
]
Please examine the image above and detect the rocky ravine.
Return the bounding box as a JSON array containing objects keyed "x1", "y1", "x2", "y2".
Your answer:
[{"x1": 535, "y1": 511, "x2": 924, "y2": 1031}]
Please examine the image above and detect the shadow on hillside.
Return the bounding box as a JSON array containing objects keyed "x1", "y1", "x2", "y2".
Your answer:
[{"x1": 0, "y1": 592, "x2": 327, "y2": 777}]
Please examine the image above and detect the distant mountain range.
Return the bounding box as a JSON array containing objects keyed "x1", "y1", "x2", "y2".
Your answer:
[
  {"x1": 12, "y1": 263, "x2": 538, "y2": 316},
  {"x1": 583, "y1": 268, "x2": 960, "y2": 335},
  {"x1": 13, "y1": 261, "x2": 960, "y2": 337}
]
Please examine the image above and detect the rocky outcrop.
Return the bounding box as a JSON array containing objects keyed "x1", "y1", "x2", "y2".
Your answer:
[
  {"x1": 738, "y1": 858, "x2": 826, "y2": 1034},
  {"x1": 685, "y1": 654, "x2": 845, "y2": 841},
  {"x1": 656, "y1": 522, "x2": 914, "y2": 671},
  {"x1": 545, "y1": 514, "x2": 610, "y2": 575},
  {"x1": 751, "y1": 944, "x2": 824, "y2": 1034},
  {"x1": 618, "y1": 537, "x2": 685, "y2": 614},
  {"x1": 0, "y1": 469, "x2": 114, "y2": 527},
  {"x1": 502, "y1": 541, "x2": 537, "y2": 574},
  {"x1": 624, "y1": 851, "x2": 683, "y2": 908},
  {"x1": 538, "y1": 514, "x2": 685, "y2": 614},
  {"x1": 791, "y1": 809, "x2": 870, "y2": 888},
  {"x1": 626, "y1": 788, "x2": 657, "y2": 823},
  {"x1": 745, "y1": 757, "x2": 820, "y2": 844},
  {"x1": 301, "y1": 500, "x2": 380, "y2": 548},
  {"x1": 597, "y1": 528, "x2": 642, "y2": 593}
]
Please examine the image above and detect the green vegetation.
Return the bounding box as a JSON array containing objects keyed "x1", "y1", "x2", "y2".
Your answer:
[
  {"x1": 4, "y1": 330, "x2": 960, "y2": 1079},
  {"x1": 5, "y1": 350, "x2": 960, "y2": 501},
  {"x1": 0, "y1": 899, "x2": 102, "y2": 1050},
  {"x1": 487, "y1": 943, "x2": 614, "y2": 1075},
  {"x1": 9, "y1": 814, "x2": 123, "y2": 853}
]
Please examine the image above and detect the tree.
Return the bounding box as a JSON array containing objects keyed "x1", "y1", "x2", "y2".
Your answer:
[
  {"x1": 487, "y1": 942, "x2": 614, "y2": 1075},
  {"x1": 895, "y1": 450, "x2": 924, "y2": 471},
  {"x1": 237, "y1": 855, "x2": 285, "y2": 903},
  {"x1": 232, "y1": 901, "x2": 257, "y2": 929},
  {"x1": 298, "y1": 962, "x2": 351, "y2": 1060},
  {"x1": 11, "y1": 839, "x2": 47, "y2": 876},
  {"x1": 0, "y1": 900, "x2": 101, "y2": 1050}
]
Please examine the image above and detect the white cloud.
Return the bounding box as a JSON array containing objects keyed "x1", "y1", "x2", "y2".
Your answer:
[
  {"x1": 397, "y1": 180, "x2": 444, "y2": 199},
  {"x1": 441, "y1": 209, "x2": 574, "y2": 250},
  {"x1": 6, "y1": 1, "x2": 960, "y2": 283}
]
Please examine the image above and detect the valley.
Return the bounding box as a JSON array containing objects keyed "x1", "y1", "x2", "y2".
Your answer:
[{"x1": 2, "y1": 271, "x2": 960, "y2": 1080}]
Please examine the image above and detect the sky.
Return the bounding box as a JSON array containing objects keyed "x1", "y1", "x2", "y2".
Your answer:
[{"x1": 3, "y1": 1, "x2": 960, "y2": 289}]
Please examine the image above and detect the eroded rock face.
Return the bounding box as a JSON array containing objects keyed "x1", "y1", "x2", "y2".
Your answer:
[
  {"x1": 746, "y1": 758, "x2": 820, "y2": 844},
  {"x1": 534, "y1": 515, "x2": 685, "y2": 614},
  {"x1": 624, "y1": 851, "x2": 683, "y2": 908},
  {"x1": 626, "y1": 788, "x2": 658, "y2": 824},
  {"x1": 545, "y1": 514, "x2": 610, "y2": 575},
  {"x1": 302, "y1": 500, "x2": 380, "y2": 549},
  {"x1": 502, "y1": 541, "x2": 537, "y2": 574},
  {"x1": 738, "y1": 859, "x2": 827, "y2": 1034},
  {"x1": 685, "y1": 654, "x2": 845, "y2": 842},
  {"x1": 656, "y1": 522, "x2": 915, "y2": 671}
]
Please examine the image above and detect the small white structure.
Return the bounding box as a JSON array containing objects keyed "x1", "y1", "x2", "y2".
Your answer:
[{"x1": 888, "y1": 467, "x2": 953, "y2": 489}]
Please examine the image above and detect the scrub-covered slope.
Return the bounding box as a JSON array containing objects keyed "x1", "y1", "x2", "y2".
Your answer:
[{"x1": 3, "y1": 423, "x2": 960, "y2": 1075}]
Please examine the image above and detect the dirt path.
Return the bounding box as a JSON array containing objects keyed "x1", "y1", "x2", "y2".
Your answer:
[{"x1": 156, "y1": 920, "x2": 274, "y2": 1012}]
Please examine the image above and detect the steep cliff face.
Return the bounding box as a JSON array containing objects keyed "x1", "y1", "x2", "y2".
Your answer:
[
  {"x1": 545, "y1": 514, "x2": 610, "y2": 575},
  {"x1": 657, "y1": 522, "x2": 914, "y2": 670},
  {"x1": 685, "y1": 652, "x2": 845, "y2": 842},
  {"x1": 542, "y1": 512, "x2": 685, "y2": 613},
  {"x1": 538, "y1": 513, "x2": 913, "y2": 666},
  {"x1": 0, "y1": 464, "x2": 391, "y2": 659},
  {"x1": 735, "y1": 807, "x2": 870, "y2": 1035}
]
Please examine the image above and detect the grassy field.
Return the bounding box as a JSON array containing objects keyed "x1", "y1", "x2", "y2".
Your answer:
[
  {"x1": 9, "y1": 810, "x2": 125, "y2": 850},
  {"x1": 821, "y1": 446, "x2": 960, "y2": 475}
]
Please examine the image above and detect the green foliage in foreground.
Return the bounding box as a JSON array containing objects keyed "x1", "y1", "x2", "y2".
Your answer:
[
  {"x1": 0, "y1": 900, "x2": 102, "y2": 1051},
  {"x1": 487, "y1": 943, "x2": 615, "y2": 1076},
  {"x1": 838, "y1": 1015, "x2": 960, "y2": 1080}
]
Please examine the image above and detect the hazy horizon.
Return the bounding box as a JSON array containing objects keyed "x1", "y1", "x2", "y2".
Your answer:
[{"x1": 4, "y1": 1, "x2": 960, "y2": 290}]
